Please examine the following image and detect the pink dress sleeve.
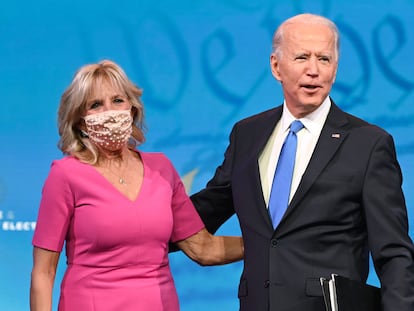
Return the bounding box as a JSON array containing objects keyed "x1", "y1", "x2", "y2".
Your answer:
[
  {"x1": 164, "y1": 157, "x2": 205, "y2": 243},
  {"x1": 32, "y1": 160, "x2": 74, "y2": 252}
]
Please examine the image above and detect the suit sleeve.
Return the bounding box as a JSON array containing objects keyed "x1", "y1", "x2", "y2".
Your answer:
[
  {"x1": 363, "y1": 132, "x2": 414, "y2": 310},
  {"x1": 190, "y1": 125, "x2": 238, "y2": 234}
]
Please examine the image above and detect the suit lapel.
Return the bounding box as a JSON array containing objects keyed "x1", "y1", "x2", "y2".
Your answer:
[
  {"x1": 287, "y1": 103, "x2": 349, "y2": 214},
  {"x1": 249, "y1": 107, "x2": 283, "y2": 229}
]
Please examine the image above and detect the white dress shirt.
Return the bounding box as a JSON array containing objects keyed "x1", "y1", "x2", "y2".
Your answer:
[{"x1": 259, "y1": 97, "x2": 331, "y2": 207}]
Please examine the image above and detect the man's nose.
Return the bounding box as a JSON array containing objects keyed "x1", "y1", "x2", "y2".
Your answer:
[{"x1": 306, "y1": 58, "x2": 319, "y2": 76}]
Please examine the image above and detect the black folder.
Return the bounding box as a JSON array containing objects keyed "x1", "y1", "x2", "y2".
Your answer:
[{"x1": 319, "y1": 274, "x2": 381, "y2": 311}]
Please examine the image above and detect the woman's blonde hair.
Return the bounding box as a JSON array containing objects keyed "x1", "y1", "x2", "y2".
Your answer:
[{"x1": 57, "y1": 60, "x2": 145, "y2": 164}]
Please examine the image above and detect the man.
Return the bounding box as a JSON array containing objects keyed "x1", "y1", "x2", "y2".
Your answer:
[{"x1": 191, "y1": 13, "x2": 414, "y2": 311}]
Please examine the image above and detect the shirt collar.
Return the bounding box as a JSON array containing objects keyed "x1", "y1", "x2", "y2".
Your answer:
[{"x1": 281, "y1": 97, "x2": 331, "y2": 135}]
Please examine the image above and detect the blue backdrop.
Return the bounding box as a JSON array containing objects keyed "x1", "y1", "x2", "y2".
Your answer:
[{"x1": 1, "y1": 0, "x2": 413, "y2": 310}]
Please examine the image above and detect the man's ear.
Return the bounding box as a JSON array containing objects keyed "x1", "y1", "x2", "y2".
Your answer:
[
  {"x1": 332, "y1": 62, "x2": 338, "y2": 84},
  {"x1": 270, "y1": 54, "x2": 282, "y2": 82}
]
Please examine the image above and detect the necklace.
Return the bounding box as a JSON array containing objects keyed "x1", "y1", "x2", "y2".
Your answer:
[{"x1": 101, "y1": 153, "x2": 130, "y2": 185}]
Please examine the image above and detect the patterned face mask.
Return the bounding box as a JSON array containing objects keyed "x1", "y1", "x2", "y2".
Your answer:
[{"x1": 83, "y1": 109, "x2": 133, "y2": 151}]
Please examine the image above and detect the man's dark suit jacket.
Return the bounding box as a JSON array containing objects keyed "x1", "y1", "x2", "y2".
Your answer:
[{"x1": 191, "y1": 101, "x2": 414, "y2": 311}]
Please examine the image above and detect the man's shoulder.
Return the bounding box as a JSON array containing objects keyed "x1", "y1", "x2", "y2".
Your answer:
[
  {"x1": 235, "y1": 106, "x2": 282, "y2": 128},
  {"x1": 330, "y1": 102, "x2": 389, "y2": 136}
]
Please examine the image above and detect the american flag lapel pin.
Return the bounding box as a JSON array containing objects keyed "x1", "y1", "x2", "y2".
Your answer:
[{"x1": 331, "y1": 133, "x2": 340, "y2": 138}]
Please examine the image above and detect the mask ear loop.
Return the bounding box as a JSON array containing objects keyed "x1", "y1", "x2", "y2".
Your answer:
[
  {"x1": 78, "y1": 115, "x2": 89, "y2": 138},
  {"x1": 80, "y1": 129, "x2": 89, "y2": 138},
  {"x1": 79, "y1": 119, "x2": 89, "y2": 138}
]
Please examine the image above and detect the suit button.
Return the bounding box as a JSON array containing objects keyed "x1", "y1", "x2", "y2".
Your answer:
[
  {"x1": 271, "y1": 239, "x2": 278, "y2": 247},
  {"x1": 264, "y1": 280, "x2": 270, "y2": 288}
]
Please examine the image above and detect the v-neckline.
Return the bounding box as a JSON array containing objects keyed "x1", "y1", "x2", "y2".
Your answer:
[{"x1": 90, "y1": 150, "x2": 145, "y2": 203}]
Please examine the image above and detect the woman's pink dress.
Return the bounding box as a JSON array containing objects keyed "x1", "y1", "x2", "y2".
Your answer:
[{"x1": 32, "y1": 151, "x2": 204, "y2": 311}]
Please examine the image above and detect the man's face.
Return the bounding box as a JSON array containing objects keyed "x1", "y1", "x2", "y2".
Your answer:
[{"x1": 270, "y1": 22, "x2": 338, "y2": 118}]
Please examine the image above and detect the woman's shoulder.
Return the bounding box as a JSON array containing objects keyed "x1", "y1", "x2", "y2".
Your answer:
[
  {"x1": 138, "y1": 150, "x2": 171, "y2": 165},
  {"x1": 138, "y1": 150, "x2": 177, "y2": 175},
  {"x1": 48, "y1": 156, "x2": 90, "y2": 177},
  {"x1": 51, "y1": 155, "x2": 84, "y2": 168}
]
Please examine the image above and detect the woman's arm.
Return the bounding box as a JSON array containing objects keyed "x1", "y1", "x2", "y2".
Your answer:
[
  {"x1": 30, "y1": 246, "x2": 60, "y2": 311},
  {"x1": 176, "y1": 228, "x2": 243, "y2": 266}
]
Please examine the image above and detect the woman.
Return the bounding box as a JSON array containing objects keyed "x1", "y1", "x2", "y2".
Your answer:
[{"x1": 30, "y1": 60, "x2": 243, "y2": 311}]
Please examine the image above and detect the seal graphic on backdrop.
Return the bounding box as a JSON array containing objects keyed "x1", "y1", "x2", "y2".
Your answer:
[{"x1": 0, "y1": 178, "x2": 36, "y2": 231}]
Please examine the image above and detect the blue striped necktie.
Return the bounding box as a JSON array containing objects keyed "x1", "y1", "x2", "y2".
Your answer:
[{"x1": 269, "y1": 120, "x2": 304, "y2": 228}]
